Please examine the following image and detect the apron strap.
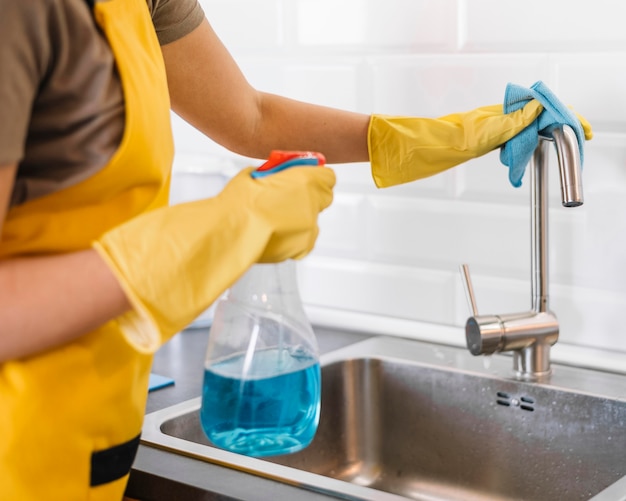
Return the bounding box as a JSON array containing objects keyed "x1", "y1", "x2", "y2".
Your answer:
[{"x1": 90, "y1": 434, "x2": 141, "y2": 486}]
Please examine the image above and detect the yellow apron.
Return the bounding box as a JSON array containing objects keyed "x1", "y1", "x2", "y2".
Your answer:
[{"x1": 0, "y1": 0, "x2": 174, "y2": 499}]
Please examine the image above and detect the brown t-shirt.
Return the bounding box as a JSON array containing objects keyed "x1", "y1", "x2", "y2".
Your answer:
[{"x1": 0, "y1": 0, "x2": 205, "y2": 206}]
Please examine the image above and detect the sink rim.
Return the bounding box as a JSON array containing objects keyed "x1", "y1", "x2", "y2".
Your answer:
[
  {"x1": 143, "y1": 395, "x2": 416, "y2": 501},
  {"x1": 141, "y1": 336, "x2": 626, "y2": 501}
]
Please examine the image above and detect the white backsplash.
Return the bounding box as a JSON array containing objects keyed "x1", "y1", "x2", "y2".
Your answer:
[{"x1": 172, "y1": 0, "x2": 626, "y2": 363}]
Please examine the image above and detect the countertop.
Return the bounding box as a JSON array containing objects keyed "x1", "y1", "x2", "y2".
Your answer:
[{"x1": 125, "y1": 325, "x2": 370, "y2": 501}]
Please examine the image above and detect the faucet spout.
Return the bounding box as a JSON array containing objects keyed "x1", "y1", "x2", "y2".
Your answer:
[
  {"x1": 532, "y1": 126, "x2": 584, "y2": 314},
  {"x1": 461, "y1": 124, "x2": 585, "y2": 381},
  {"x1": 551, "y1": 125, "x2": 584, "y2": 208}
]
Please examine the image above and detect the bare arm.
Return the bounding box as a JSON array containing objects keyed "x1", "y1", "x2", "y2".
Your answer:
[
  {"x1": 161, "y1": 18, "x2": 371, "y2": 163},
  {"x1": 0, "y1": 164, "x2": 131, "y2": 362}
]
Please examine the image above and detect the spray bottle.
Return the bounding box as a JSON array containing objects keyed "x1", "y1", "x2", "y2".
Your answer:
[{"x1": 200, "y1": 151, "x2": 325, "y2": 457}]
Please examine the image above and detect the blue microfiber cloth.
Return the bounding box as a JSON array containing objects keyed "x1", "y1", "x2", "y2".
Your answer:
[
  {"x1": 148, "y1": 373, "x2": 175, "y2": 392},
  {"x1": 500, "y1": 80, "x2": 585, "y2": 187}
]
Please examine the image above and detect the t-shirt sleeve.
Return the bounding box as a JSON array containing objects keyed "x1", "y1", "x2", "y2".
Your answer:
[
  {"x1": 0, "y1": 1, "x2": 50, "y2": 165},
  {"x1": 148, "y1": 0, "x2": 206, "y2": 46}
]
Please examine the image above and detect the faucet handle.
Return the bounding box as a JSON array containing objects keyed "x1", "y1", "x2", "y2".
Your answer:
[
  {"x1": 459, "y1": 264, "x2": 503, "y2": 356},
  {"x1": 459, "y1": 264, "x2": 479, "y2": 316}
]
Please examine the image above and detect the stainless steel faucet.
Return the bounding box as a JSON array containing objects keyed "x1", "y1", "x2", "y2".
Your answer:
[{"x1": 460, "y1": 125, "x2": 584, "y2": 380}]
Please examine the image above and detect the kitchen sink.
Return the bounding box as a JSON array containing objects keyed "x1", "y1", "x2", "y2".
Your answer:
[{"x1": 141, "y1": 336, "x2": 626, "y2": 500}]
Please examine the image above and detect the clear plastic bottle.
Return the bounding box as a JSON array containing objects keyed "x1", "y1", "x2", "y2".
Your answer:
[{"x1": 200, "y1": 260, "x2": 321, "y2": 457}]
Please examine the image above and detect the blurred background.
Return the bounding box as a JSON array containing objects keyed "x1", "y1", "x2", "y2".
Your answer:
[{"x1": 169, "y1": 0, "x2": 626, "y2": 362}]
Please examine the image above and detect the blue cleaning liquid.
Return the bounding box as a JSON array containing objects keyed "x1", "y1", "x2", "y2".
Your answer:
[{"x1": 200, "y1": 348, "x2": 321, "y2": 457}]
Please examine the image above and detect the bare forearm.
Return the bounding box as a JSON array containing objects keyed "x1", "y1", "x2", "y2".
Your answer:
[
  {"x1": 174, "y1": 86, "x2": 370, "y2": 163},
  {"x1": 251, "y1": 92, "x2": 371, "y2": 163},
  {"x1": 162, "y1": 19, "x2": 371, "y2": 163},
  {"x1": 0, "y1": 249, "x2": 131, "y2": 362}
]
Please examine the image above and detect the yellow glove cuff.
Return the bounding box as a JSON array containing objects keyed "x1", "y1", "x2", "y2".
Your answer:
[{"x1": 368, "y1": 100, "x2": 544, "y2": 188}]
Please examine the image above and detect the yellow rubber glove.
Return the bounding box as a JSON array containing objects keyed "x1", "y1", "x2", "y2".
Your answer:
[
  {"x1": 574, "y1": 110, "x2": 594, "y2": 140},
  {"x1": 368, "y1": 100, "x2": 544, "y2": 188},
  {"x1": 93, "y1": 165, "x2": 335, "y2": 353}
]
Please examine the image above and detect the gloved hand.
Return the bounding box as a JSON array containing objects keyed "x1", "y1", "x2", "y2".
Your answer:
[
  {"x1": 572, "y1": 111, "x2": 593, "y2": 140},
  {"x1": 93, "y1": 165, "x2": 335, "y2": 353},
  {"x1": 501, "y1": 81, "x2": 593, "y2": 187},
  {"x1": 368, "y1": 100, "x2": 544, "y2": 188}
]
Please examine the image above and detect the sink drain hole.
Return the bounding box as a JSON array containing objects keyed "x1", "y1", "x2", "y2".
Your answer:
[
  {"x1": 520, "y1": 396, "x2": 535, "y2": 411},
  {"x1": 496, "y1": 392, "x2": 535, "y2": 411},
  {"x1": 496, "y1": 391, "x2": 511, "y2": 406}
]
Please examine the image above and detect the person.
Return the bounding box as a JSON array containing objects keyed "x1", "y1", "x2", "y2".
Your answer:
[{"x1": 0, "y1": 0, "x2": 560, "y2": 499}]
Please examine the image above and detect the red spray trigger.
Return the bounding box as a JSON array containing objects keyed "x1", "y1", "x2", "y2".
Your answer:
[{"x1": 252, "y1": 151, "x2": 326, "y2": 178}]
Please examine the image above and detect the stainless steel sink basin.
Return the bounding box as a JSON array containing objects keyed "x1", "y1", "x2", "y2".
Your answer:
[{"x1": 142, "y1": 336, "x2": 626, "y2": 500}]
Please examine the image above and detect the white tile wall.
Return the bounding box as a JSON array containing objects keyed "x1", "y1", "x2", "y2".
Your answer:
[
  {"x1": 461, "y1": 0, "x2": 626, "y2": 53},
  {"x1": 177, "y1": 1, "x2": 626, "y2": 361}
]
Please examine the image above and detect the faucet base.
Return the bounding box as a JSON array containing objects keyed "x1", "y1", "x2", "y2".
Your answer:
[{"x1": 514, "y1": 343, "x2": 553, "y2": 381}]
